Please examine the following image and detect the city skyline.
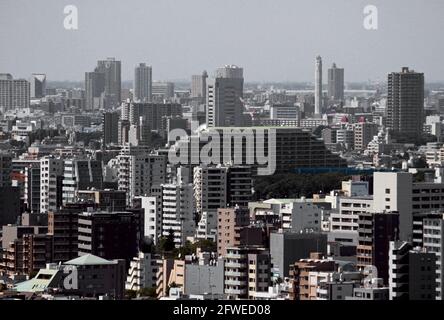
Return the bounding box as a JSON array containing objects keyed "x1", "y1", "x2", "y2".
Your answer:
[{"x1": 1, "y1": 0, "x2": 444, "y2": 82}]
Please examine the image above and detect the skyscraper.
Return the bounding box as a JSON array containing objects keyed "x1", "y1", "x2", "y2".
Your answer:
[
  {"x1": 96, "y1": 57, "x2": 122, "y2": 107},
  {"x1": 134, "y1": 63, "x2": 152, "y2": 102},
  {"x1": 0, "y1": 74, "x2": 30, "y2": 109},
  {"x1": 206, "y1": 65, "x2": 244, "y2": 127},
  {"x1": 30, "y1": 74, "x2": 46, "y2": 98},
  {"x1": 102, "y1": 111, "x2": 120, "y2": 145},
  {"x1": 387, "y1": 67, "x2": 424, "y2": 141},
  {"x1": 85, "y1": 70, "x2": 105, "y2": 110},
  {"x1": 314, "y1": 56, "x2": 323, "y2": 116},
  {"x1": 327, "y1": 63, "x2": 344, "y2": 101},
  {"x1": 191, "y1": 70, "x2": 208, "y2": 99}
]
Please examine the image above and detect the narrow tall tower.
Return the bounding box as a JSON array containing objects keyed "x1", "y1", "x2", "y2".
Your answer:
[{"x1": 315, "y1": 55, "x2": 323, "y2": 116}]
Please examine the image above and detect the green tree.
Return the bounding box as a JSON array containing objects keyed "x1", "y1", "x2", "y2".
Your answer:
[
  {"x1": 138, "y1": 287, "x2": 157, "y2": 298},
  {"x1": 125, "y1": 290, "x2": 137, "y2": 299}
]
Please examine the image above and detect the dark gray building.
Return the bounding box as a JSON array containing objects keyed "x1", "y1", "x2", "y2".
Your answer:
[
  {"x1": 327, "y1": 63, "x2": 344, "y2": 102},
  {"x1": 270, "y1": 231, "x2": 327, "y2": 278},
  {"x1": 387, "y1": 67, "x2": 424, "y2": 142},
  {"x1": 389, "y1": 241, "x2": 436, "y2": 300},
  {"x1": 102, "y1": 111, "x2": 120, "y2": 145}
]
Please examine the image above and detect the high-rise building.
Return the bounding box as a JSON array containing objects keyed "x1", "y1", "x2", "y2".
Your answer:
[
  {"x1": 40, "y1": 157, "x2": 64, "y2": 213},
  {"x1": 206, "y1": 65, "x2": 244, "y2": 127},
  {"x1": 102, "y1": 111, "x2": 120, "y2": 145},
  {"x1": 423, "y1": 215, "x2": 444, "y2": 300},
  {"x1": 96, "y1": 57, "x2": 122, "y2": 107},
  {"x1": 0, "y1": 73, "x2": 30, "y2": 109},
  {"x1": 191, "y1": 70, "x2": 208, "y2": 99},
  {"x1": 117, "y1": 148, "x2": 166, "y2": 205},
  {"x1": 85, "y1": 70, "x2": 105, "y2": 110},
  {"x1": 62, "y1": 159, "x2": 103, "y2": 205},
  {"x1": 160, "y1": 182, "x2": 195, "y2": 247},
  {"x1": 48, "y1": 210, "x2": 79, "y2": 263},
  {"x1": 289, "y1": 253, "x2": 336, "y2": 300},
  {"x1": 77, "y1": 211, "x2": 141, "y2": 266},
  {"x1": 224, "y1": 246, "x2": 270, "y2": 300},
  {"x1": 327, "y1": 63, "x2": 344, "y2": 102},
  {"x1": 30, "y1": 73, "x2": 46, "y2": 98},
  {"x1": 387, "y1": 67, "x2": 424, "y2": 141},
  {"x1": 194, "y1": 165, "x2": 228, "y2": 219},
  {"x1": 134, "y1": 63, "x2": 152, "y2": 102},
  {"x1": 356, "y1": 212, "x2": 400, "y2": 284},
  {"x1": 178, "y1": 127, "x2": 347, "y2": 174},
  {"x1": 126, "y1": 101, "x2": 182, "y2": 130},
  {"x1": 217, "y1": 207, "x2": 250, "y2": 257},
  {"x1": 24, "y1": 162, "x2": 41, "y2": 213},
  {"x1": 353, "y1": 121, "x2": 378, "y2": 150},
  {"x1": 270, "y1": 232, "x2": 328, "y2": 279},
  {"x1": 152, "y1": 82, "x2": 174, "y2": 100},
  {"x1": 314, "y1": 56, "x2": 323, "y2": 116},
  {"x1": 0, "y1": 152, "x2": 12, "y2": 187},
  {"x1": 389, "y1": 241, "x2": 436, "y2": 300}
]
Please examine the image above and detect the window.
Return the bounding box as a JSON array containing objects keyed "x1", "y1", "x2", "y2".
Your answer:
[{"x1": 385, "y1": 189, "x2": 390, "y2": 194}]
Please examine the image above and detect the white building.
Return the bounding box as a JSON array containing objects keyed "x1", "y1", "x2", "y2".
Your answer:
[
  {"x1": 423, "y1": 216, "x2": 444, "y2": 300},
  {"x1": 126, "y1": 252, "x2": 158, "y2": 291},
  {"x1": 140, "y1": 193, "x2": 162, "y2": 244},
  {"x1": 263, "y1": 198, "x2": 322, "y2": 232},
  {"x1": 134, "y1": 63, "x2": 152, "y2": 102},
  {"x1": 161, "y1": 182, "x2": 195, "y2": 246},
  {"x1": 40, "y1": 157, "x2": 64, "y2": 213},
  {"x1": 118, "y1": 148, "x2": 166, "y2": 205}
]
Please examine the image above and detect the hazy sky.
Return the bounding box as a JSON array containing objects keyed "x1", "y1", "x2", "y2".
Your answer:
[{"x1": 1, "y1": 0, "x2": 443, "y2": 82}]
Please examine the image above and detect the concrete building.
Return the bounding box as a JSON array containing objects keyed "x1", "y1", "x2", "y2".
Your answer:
[
  {"x1": 48, "y1": 210, "x2": 79, "y2": 263},
  {"x1": 182, "y1": 127, "x2": 347, "y2": 175},
  {"x1": 423, "y1": 215, "x2": 444, "y2": 300},
  {"x1": 96, "y1": 57, "x2": 122, "y2": 107},
  {"x1": 77, "y1": 211, "x2": 142, "y2": 266},
  {"x1": 40, "y1": 157, "x2": 64, "y2": 213},
  {"x1": 217, "y1": 207, "x2": 263, "y2": 257},
  {"x1": 374, "y1": 172, "x2": 444, "y2": 243},
  {"x1": 117, "y1": 151, "x2": 166, "y2": 205},
  {"x1": 102, "y1": 111, "x2": 120, "y2": 145},
  {"x1": 270, "y1": 103, "x2": 299, "y2": 120},
  {"x1": 0, "y1": 152, "x2": 12, "y2": 187},
  {"x1": 30, "y1": 73, "x2": 46, "y2": 98},
  {"x1": 356, "y1": 212, "x2": 399, "y2": 284},
  {"x1": 152, "y1": 82, "x2": 175, "y2": 100},
  {"x1": 386, "y1": 67, "x2": 424, "y2": 142},
  {"x1": 127, "y1": 101, "x2": 182, "y2": 130},
  {"x1": 389, "y1": 241, "x2": 436, "y2": 300},
  {"x1": 327, "y1": 63, "x2": 344, "y2": 102},
  {"x1": 206, "y1": 65, "x2": 244, "y2": 127},
  {"x1": 289, "y1": 253, "x2": 336, "y2": 300},
  {"x1": 263, "y1": 198, "x2": 322, "y2": 233},
  {"x1": 62, "y1": 159, "x2": 103, "y2": 205},
  {"x1": 224, "y1": 246, "x2": 270, "y2": 300},
  {"x1": 353, "y1": 121, "x2": 378, "y2": 150},
  {"x1": 64, "y1": 254, "x2": 126, "y2": 299},
  {"x1": 270, "y1": 232, "x2": 328, "y2": 278},
  {"x1": 329, "y1": 196, "x2": 373, "y2": 245},
  {"x1": 1, "y1": 226, "x2": 52, "y2": 277},
  {"x1": 160, "y1": 182, "x2": 195, "y2": 247},
  {"x1": 85, "y1": 70, "x2": 105, "y2": 110},
  {"x1": 126, "y1": 251, "x2": 159, "y2": 291},
  {"x1": 134, "y1": 63, "x2": 152, "y2": 102},
  {"x1": 77, "y1": 189, "x2": 126, "y2": 211},
  {"x1": 139, "y1": 192, "x2": 162, "y2": 244},
  {"x1": 24, "y1": 162, "x2": 41, "y2": 213},
  {"x1": 0, "y1": 73, "x2": 30, "y2": 109},
  {"x1": 191, "y1": 71, "x2": 208, "y2": 99}
]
